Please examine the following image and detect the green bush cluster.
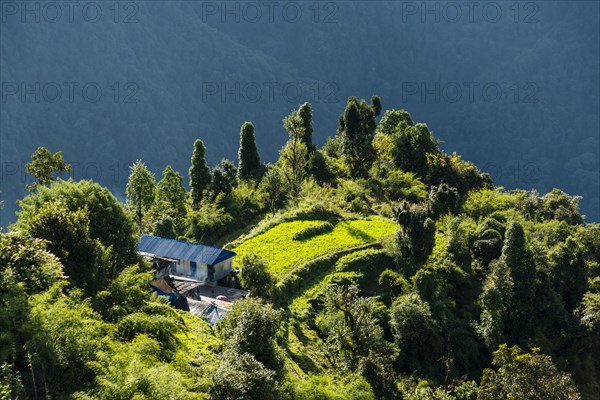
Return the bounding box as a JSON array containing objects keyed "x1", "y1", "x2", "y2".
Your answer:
[{"x1": 292, "y1": 222, "x2": 334, "y2": 241}]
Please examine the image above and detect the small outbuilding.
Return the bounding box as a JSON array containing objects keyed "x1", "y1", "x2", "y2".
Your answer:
[{"x1": 138, "y1": 235, "x2": 236, "y2": 283}]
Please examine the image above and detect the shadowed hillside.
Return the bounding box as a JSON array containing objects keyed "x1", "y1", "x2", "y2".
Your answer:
[{"x1": 1, "y1": 1, "x2": 598, "y2": 225}]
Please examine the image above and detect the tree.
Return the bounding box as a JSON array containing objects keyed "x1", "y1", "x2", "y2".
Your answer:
[
  {"x1": 307, "y1": 150, "x2": 333, "y2": 184},
  {"x1": 189, "y1": 139, "x2": 211, "y2": 208},
  {"x1": 16, "y1": 179, "x2": 138, "y2": 268},
  {"x1": 390, "y1": 293, "x2": 439, "y2": 375},
  {"x1": 476, "y1": 260, "x2": 513, "y2": 350},
  {"x1": 0, "y1": 232, "x2": 63, "y2": 377},
  {"x1": 0, "y1": 231, "x2": 64, "y2": 295},
  {"x1": 540, "y1": 189, "x2": 583, "y2": 225},
  {"x1": 125, "y1": 160, "x2": 155, "y2": 233},
  {"x1": 378, "y1": 269, "x2": 408, "y2": 302},
  {"x1": 393, "y1": 200, "x2": 436, "y2": 267},
  {"x1": 376, "y1": 109, "x2": 414, "y2": 136},
  {"x1": 429, "y1": 183, "x2": 460, "y2": 218},
  {"x1": 216, "y1": 297, "x2": 282, "y2": 374},
  {"x1": 153, "y1": 165, "x2": 187, "y2": 232},
  {"x1": 318, "y1": 285, "x2": 397, "y2": 399},
  {"x1": 185, "y1": 202, "x2": 233, "y2": 244},
  {"x1": 579, "y1": 292, "x2": 600, "y2": 331},
  {"x1": 391, "y1": 123, "x2": 439, "y2": 177},
  {"x1": 472, "y1": 219, "x2": 505, "y2": 266},
  {"x1": 497, "y1": 221, "x2": 536, "y2": 343},
  {"x1": 260, "y1": 165, "x2": 285, "y2": 215},
  {"x1": 550, "y1": 237, "x2": 588, "y2": 311},
  {"x1": 24, "y1": 200, "x2": 109, "y2": 295},
  {"x1": 220, "y1": 159, "x2": 238, "y2": 187},
  {"x1": 25, "y1": 147, "x2": 72, "y2": 191},
  {"x1": 478, "y1": 345, "x2": 581, "y2": 400},
  {"x1": 239, "y1": 251, "x2": 274, "y2": 300},
  {"x1": 210, "y1": 159, "x2": 238, "y2": 199},
  {"x1": 371, "y1": 95, "x2": 382, "y2": 116},
  {"x1": 338, "y1": 96, "x2": 378, "y2": 177},
  {"x1": 238, "y1": 122, "x2": 261, "y2": 181},
  {"x1": 280, "y1": 111, "x2": 309, "y2": 200},
  {"x1": 153, "y1": 215, "x2": 176, "y2": 239},
  {"x1": 297, "y1": 102, "x2": 316, "y2": 154},
  {"x1": 501, "y1": 221, "x2": 535, "y2": 308},
  {"x1": 212, "y1": 350, "x2": 278, "y2": 400}
]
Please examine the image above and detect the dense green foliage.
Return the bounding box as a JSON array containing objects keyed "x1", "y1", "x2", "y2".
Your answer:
[
  {"x1": 478, "y1": 345, "x2": 581, "y2": 400},
  {"x1": 153, "y1": 165, "x2": 188, "y2": 234},
  {"x1": 238, "y1": 251, "x2": 275, "y2": 300},
  {"x1": 15, "y1": 179, "x2": 138, "y2": 267},
  {"x1": 24, "y1": 147, "x2": 72, "y2": 192},
  {"x1": 2, "y1": 101, "x2": 599, "y2": 399},
  {"x1": 337, "y1": 96, "x2": 379, "y2": 178}
]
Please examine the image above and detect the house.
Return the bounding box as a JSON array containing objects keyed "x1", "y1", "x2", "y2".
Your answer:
[{"x1": 138, "y1": 235, "x2": 236, "y2": 283}]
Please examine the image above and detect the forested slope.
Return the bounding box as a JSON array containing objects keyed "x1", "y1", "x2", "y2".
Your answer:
[{"x1": 1, "y1": 98, "x2": 599, "y2": 399}]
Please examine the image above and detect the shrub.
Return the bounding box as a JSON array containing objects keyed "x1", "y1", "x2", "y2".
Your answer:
[
  {"x1": 378, "y1": 269, "x2": 409, "y2": 302},
  {"x1": 383, "y1": 170, "x2": 428, "y2": 203},
  {"x1": 154, "y1": 215, "x2": 177, "y2": 239},
  {"x1": 117, "y1": 312, "x2": 183, "y2": 360},
  {"x1": 216, "y1": 298, "x2": 281, "y2": 373},
  {"x1": 185, "y1": 202, "x2": 233, "y2": 244},
  {"x1": 211, "y1": 351, "x2": 278, "y2": 400},
  {"x1": 292, "y1": 222, "x2": 334, "y2": 241},
  {"x1": 239, "y1": 251, "x2": 275, "y2": 300},
  {"x1": 93, "y1": 264, "x2": 154, "y2": 322},
  {"x1": 0, "y1": 363, "x2": 24, "y2": 400},
  {"x1": 287, "y1": 373, "x2": 375, "y2": 400},
  {"x1": 0, "y1": 232, "x2": 64, "y2": 294},
  {"x1": 27, "y1": 286, "x2": 111, "y2": 395}
]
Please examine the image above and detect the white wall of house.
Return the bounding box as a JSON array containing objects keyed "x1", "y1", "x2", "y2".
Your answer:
[
  {"x1": 170, "y1": 258, "x2": 233, "y2": 282},
  {"x1": 213, "y1": 258, "x2": 233, "y2": 281},
  {"x1": 176, "y1": 260, "x2": 187, "y2": 275},
  {"x1": 173, "y1": 259, "x2": 208, "y2": 280}
]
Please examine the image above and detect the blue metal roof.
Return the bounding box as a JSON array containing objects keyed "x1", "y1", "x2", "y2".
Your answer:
[{"x1": 138, "y1": 235, "x2": 236, "y2": 266}]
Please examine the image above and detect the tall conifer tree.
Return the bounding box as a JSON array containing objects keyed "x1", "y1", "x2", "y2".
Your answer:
[
  {"x1": 189, "y1": 139, "x2": 211, "y2": 208},
  {"x1": 238, "y1": 122, "x2": 261, "y2": 180}
]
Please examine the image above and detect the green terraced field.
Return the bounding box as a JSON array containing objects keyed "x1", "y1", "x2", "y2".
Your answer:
[{"x1": 232, "y1": 216, "x2": 398, "y2": 276}]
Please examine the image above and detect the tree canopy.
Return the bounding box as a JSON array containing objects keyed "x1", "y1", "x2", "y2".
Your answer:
[{"x1": 24, "y1": 147, "x2": 72, "y2": 191}]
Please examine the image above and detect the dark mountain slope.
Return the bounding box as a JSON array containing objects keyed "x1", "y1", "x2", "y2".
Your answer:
[{"x1": 1, "y1": 1, "x2": 598, "y2": 223}]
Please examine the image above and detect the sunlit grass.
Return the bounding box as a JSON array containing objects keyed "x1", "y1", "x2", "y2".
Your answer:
[{"x1": 232, "y1": 216, "x2": 397, "y2": 276}]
